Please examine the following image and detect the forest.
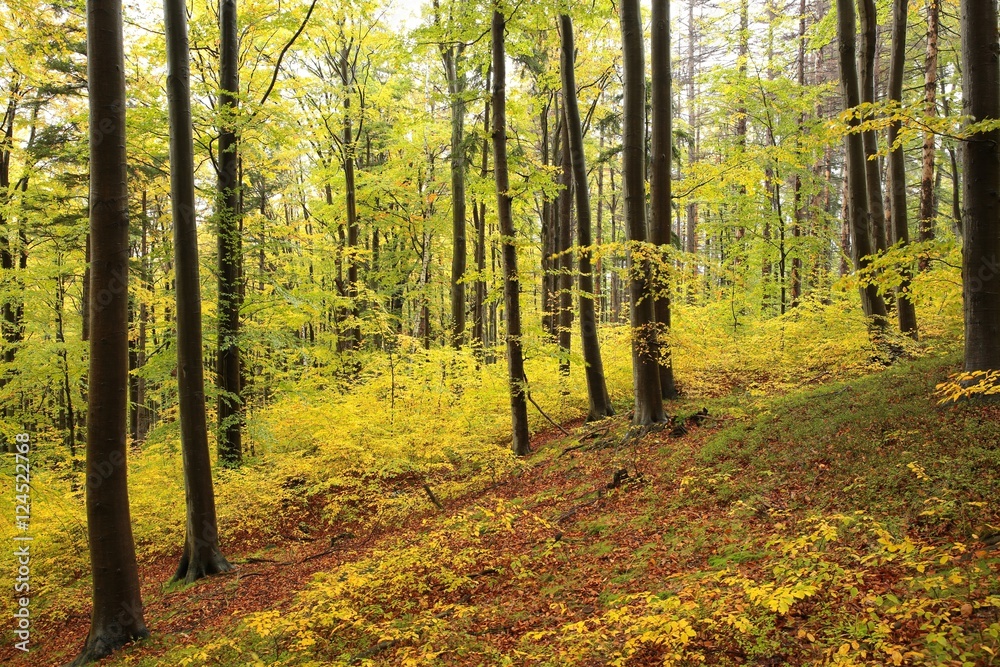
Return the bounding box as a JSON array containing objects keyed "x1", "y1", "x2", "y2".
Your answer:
[{"x1": 2, "y1": 0, "x2": 1000, "y2": 664}]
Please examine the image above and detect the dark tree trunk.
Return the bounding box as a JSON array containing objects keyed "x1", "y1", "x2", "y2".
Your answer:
[
  {"x1": 492, "y1": 5, "x2": 530, "y2": 455},
  {"x1": 557, "y1": 106, "x2": 573, "y2": 376},
  {"x1": 561, "y1": 14, "x2": 614, "y2": 418},
  {"x1": 473, "y1": 68, "x2": 490, "y2": 354},
  {"x1": 887, "y1": 0, "x2": 919, "y2": 338},
  {"x1": 621, "y1": 0, "x2": 666, "y2": 424},
  {"x1": 649, "y1": 0, "x2": 678, "y2": 400},
  {"x1": 920, "y1": 0, "x2": 939, "y2": 251},
  {"x1": 960, "y1": 0, "x2": 1000, "y2": 371},
  {"x1": 858, "y1": 0, "x2": 888, "y2": 253},
  {"x1": 70, "y1": 0, "x2": 149, "y2": 661},
  {"x1": 340, "y1": 47, "x2": 361, "y2": 351},
  {"x1": 216, "y1": 0, "x2": 242, "y2": 466},
  {"x1": 791, "y1": 0, "x2": 806, "y2": 305},
  {"x1": 164, "y1": 0, "x2": 233, "y2": 584},
  {"x1": 836, "y1": 0, "x2": 888, "y2": 324},
  {"x1": 442, "y1": 40, "x2": 467, "y2": 348}
]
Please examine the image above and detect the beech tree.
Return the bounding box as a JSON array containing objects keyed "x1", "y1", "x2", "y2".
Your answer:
[
  {"x1": 649, "y1": 0, "x2": 677, "y2": 399},
  {"x1": 960, "y1": 0, "x2": 1000, "y2": 371},
  {"x1": 835, "y1": 0, "x2": 887, "y2": 324},
  {"x1": 887, "y1": 0, "x2": 918, "y2": 338},
  {"x1": 620, "y1": 0, "x2": 665, "y2": 424},
  {"x1": 559, "y1": 13, "x2": 614, "y2": 420},
  {"x1": 216, "y1": 0, "x2": 243, "y2": 466},
  {"x1": 71, "y1": 0, "x2": 149, "y2": 661},
  {"x1": 492, "y1": 2, "x2": 530, "y2": 455},
  {"x1": 164, "y1": 0, "x2": 233, "y2": 584}
]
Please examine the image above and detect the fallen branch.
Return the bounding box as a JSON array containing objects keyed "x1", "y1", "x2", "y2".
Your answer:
[
  {"x1": 422, "y1": 483, "x2": 444, "y2": 510},
  {"x1": 559, "y1": 442, "x2": 587, "y2": 457}
]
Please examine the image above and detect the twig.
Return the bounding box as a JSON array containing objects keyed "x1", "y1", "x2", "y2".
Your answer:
[
  {"x1": 422, "y1": 483, "x2": 444, "y2": 510},
  {"x1": 559, "y1": 442, "x2": 587, "y2": 457}
]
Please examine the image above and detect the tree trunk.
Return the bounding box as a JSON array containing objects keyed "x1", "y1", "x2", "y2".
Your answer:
[
  {"x1": 919, "y1": 0, "x2": 939, "y2": 251},
  {"x1": 164, "y1": 0, "x2": 233, "y2": 584},
  {"x1": 791, "y1": 0, "x2": 805, "y2": 305},
  {"x1": 859, "y1": 0, "x2": 888, "y2": 253},
  {"x1": 71, "y1": 0, "x2": 149, "y2": 660},
  {"x1": 473, "y1": 66, "x2": 490, "y2": 354},
  {"x1": 560, "y1": 14, "x2": 614, "y2": 419},
  {"x1": 340, "y1": 47, "x2": 361, "y2": 351},
  {"x1": 621, "y1": 0, "x2": 666, "y2": 424},
  {"x1": 649, "y1": 0, "x2": 678, "y2": 399},
  {"x1": 836, "y1": 0, "x2": 888, "y2": 324},
  {"x1": 887, "y1": 0, "x2": 919, "y2": 338},
  {"x1": 442, "y1": 40, "x2": 467, "y2": 347},
  {"x1": 960, "y1": 0, "x2": 1000, "y2": 371},
  {"x1": 492, "y1": 5, "x2": 530, "y2": 455},
  {"x1": 216, "y1": 0, "x2": 242, "y2": 466},
  {"x1": 557, "y1": 105, "x2": 573, "y2": 376}
]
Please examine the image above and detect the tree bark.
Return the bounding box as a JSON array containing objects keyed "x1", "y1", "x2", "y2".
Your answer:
[
  {"x1": 836, "y1": 0, "x2": 888, "y2": 324},
  {"x1": 649, "y1": 0, "x2": 678, "y2": 399},
  {"x1": 473, "y1": 67, "x2": 490, "y2": 355},
  {"x1": 492, "y1": 5, "x2": 530, "y2": 455},
  {"x1": 887, "y1": 0, "x2": 919, "y2": 338},
  {"x1": 440, "y1": 34, "x2": 467, "y2": 347},
  {"x1": 71, "y1": 0, "x2": 149, "y2": 660},
  {"x1": 557, "y1": 106, "x2": 573, "y2": 376},
  {"x1": 919, "y1": 0, "x2": 939, "y2": 251},
  {"x1": 216, "y1": 0, "x2": 242, "y2": 466},
  {"x1": 858, "y1": 0, "x2": 888, "y2": 253},
  {"x1": 560, "y1": 14, "x2": 614, "y2": 419},
  {"x1": 960, "y1": 0, "x2": 1000, "y2": 371},
  {"x1": 621, "y1": 0, "x2": 666, "y2": 424},
  {"x1": 164, "y1": 0, "x2": 233, "y2": 584}
]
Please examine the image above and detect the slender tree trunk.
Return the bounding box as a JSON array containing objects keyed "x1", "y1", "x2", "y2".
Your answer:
[
  {"x1": 888, "y1": 0, "x2": 919, "y2": 338},
  {"x1": 473, "y1": 70, "x2": 490, "y2": 354},
  {"x1": 685, "y1": 0, "x2": 698, "y2": 256},
  {"x1": 164, "y1": 0, "x2": 233, "y2": 583},
  {"x1": 71, "y1": 0, "x2": 149, "y2": 660},
  {"x1": 492, "y1": 5, "x2": 530, "y2": 455},
  {"x1": 649, "y1": 0, "x2": 678, "y2": 399},
  {"x1": 557, "y1": 106, "x2": 573, "y2": 375},
  {"x1": 560, "y1": 14, "x2": 614, "y2": 418},
  {"x1": 216, "y1": 0, "x2": 242, "y2": 466},
  {"x1": 919, "y1": 0, "x2": 939, "y2": 252},
  {"x1": 621, "y1": 0, "x2": 665, "y2": 424},
  {"x1": 442, "y1": 40, "x2": 467, "y2": 347},
  {"x1": 791, "y1": 0, "x2": 806, "y2": 305},
  {"x1": 859, "y1": 0, "x2": 888, "y2": 253},
  {"x1": 960, "y1": 0, "x2": 1000, "y2": 371},
  {"x1": 341, "y1": 47, "x2": 361, "y2": 351},
  {"x1": 836, "y1": 0, "x2": 888, "y2": 324}
]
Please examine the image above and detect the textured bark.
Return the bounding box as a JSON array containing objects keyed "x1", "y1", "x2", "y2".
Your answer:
[
  {"x1": 70, "y1": 0, "x2": 149, "y2": 660},
  {"x1": 340, "y1": 47, "x2": 361, "y2": 351},
  {"x1": 557, "y1": 108, "x2": 573, "y2": 376},
  {"x1": 791, "y1": 0, "x2": 805, "y2": 305},
  {"x1": 836, "y1": 0, "x2": 888, "y2": 324},
  {"x1": 960, "y1": 0, "x2": 1000, "y2": 371},
  {"x1": 216, "y1": 0, "x2": 242, "y2": 466},
  {"x1": 164, "y1": 0, "x2": 233, "y2": 584},
  {"x1": 837, "y1": 0, "x2": 886, "y2": 327},
  {"x1": 858, "y1": 0, "x2": 888, "y2": 253},
  {"x1": 492, "y1": 6, "x2": 530, "y2": 455},
  {"x1": 621, "y1": 0, "x2": 665, "y2": 424},
  {"x1": 887, "y1": 0, "x2": 919, "y2": 338},
  {"x1": 439, "y1": 28, "x2": 467, "y2": 347},
  {"x1": 920, "y1": 0, "x2": 939, "y2": 249},
  {"x1": 560, "y1": 14, "x2": 614, "y2": 419},
  {"x1": 649, "y1": 0, "x2": 678, "y2": 399},
  {"x1": 473, "y1": 69, "x2": 490, "y2": 353}
]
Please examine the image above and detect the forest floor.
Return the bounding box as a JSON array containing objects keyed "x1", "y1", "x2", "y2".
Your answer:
[{"x1": 9, "y1": 352, "x2": 1000, "y2": 666}]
